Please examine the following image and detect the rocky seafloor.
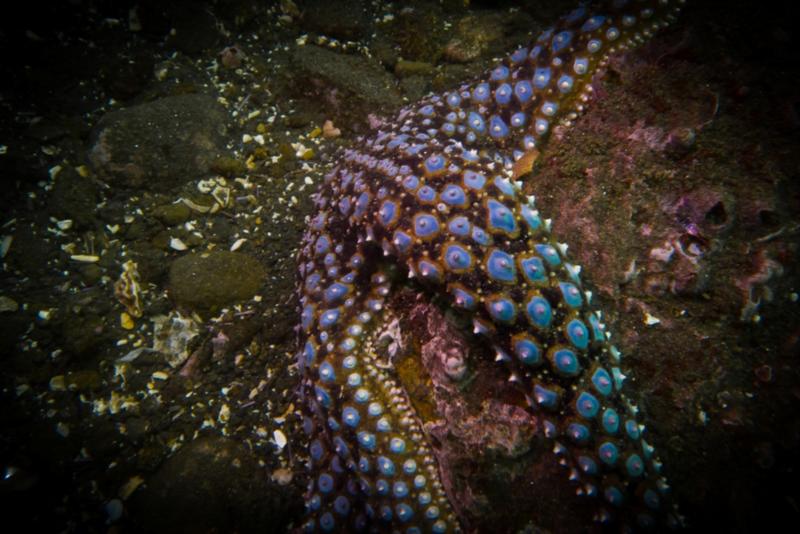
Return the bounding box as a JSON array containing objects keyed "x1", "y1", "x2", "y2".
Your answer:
[{"x1": 0, "y1": 0, "x2": 798, "y2": 532}]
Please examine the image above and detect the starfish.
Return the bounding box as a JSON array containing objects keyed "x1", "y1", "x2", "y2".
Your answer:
[{"x1": 295, "y1": 1, "x2": 686, "y2": 531}]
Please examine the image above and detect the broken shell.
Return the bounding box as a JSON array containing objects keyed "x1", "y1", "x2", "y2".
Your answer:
[
  {"x1": 118, "y1": 475, "x2": 144, "y2": 500},
  {"x1": 218, "y1": 403, "x2": 231, "y2": 424},
  {"x1": 230, "y1": 238, "x2": 247, "y2": 251},
  {"x1": 197, "y1": 178, "x2": 220, "y2": 194},
  {"x1": 0, "y1": 235, "x2": 12, "y2": 257},
  {"x1": 644, "y1": 312, "x2": 661, "y2": 326},
  {"x1": 71, "y1": 254, "x2": 100, "y2": 263},
  {"x1": 152, "y1": 312, "x2": 199, "y2": 368},
  {"x1": 273, "y1": 429, "x2": 287, "y2": 450},
  {"x1": 169, "y1": 237, "x2": 188, "y2": 251},
  {"x1": 211, "y1": 185, "x2": 230, "y2": 208},
  {"x1": 180, "y1": 197, "x2": 212, "y2": 213},
  {"x1": 114, "y1": 260, "x2": 143, "y2": 318}
]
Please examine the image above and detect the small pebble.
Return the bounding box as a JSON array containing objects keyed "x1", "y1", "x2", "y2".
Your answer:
[
  {"x1": 106, "y1": 499, "x2": 124, "y2": 522},
  {"x1": 322, "y1": 119, "x2": 341, "y2": 138},
  {"x1": 271, "y1": 467, "x2": 293, "y2": 486},
  {"x1": 754, "y1": 364, "x2": 773, "y2": 383}
]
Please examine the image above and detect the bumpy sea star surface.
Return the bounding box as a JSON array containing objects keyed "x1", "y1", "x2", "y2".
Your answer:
[{"x1": 295, "y1": 1, "x2": 686, "y2": 531}]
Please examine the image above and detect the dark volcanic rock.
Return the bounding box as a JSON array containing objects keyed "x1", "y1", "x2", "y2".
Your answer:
[
  {"x1": 296, "y1": 0, "x2": 369, "y2": 40},
  {"x1": 164, "y1": 2, "x2": 223, "y2": 55},
  {"x1": 48, "y1": 167, "x2": 99, "y2": 229},
  {"x1": 127, "y1": 436, "x2": 297, "y2": 534},
  {"x1": 89, "y1": 94, "x2": 228, "y2": 190}
]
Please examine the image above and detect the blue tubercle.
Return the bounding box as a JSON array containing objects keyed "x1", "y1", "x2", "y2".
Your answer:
[
  {"x1": 487, "y1": 199, "x2": 518, "y2": 236},
  {"x1": 525, "y1": 294, "x2": 553, "y2": 329},
  {"x1": 486, "y1": 248, "x2": 516, "y2": 283},
  {"x1": 413, "y1": 213, "x2": 440, "y2": 239}
]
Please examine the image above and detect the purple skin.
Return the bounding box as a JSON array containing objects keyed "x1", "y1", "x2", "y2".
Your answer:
[{"x1": 295, "y1": 1, "x2": 686, "y2": 531}]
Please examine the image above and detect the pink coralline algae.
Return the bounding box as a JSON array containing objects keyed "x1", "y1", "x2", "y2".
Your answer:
[{"x1": 643, "y1": 187, "x2": 734, "y2": 296}]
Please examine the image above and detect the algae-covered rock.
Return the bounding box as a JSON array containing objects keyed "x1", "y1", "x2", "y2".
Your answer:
[
  {"x1": 127, "y1": 436, "x2": 299, "y2": 533},
  {"x1": 151, "y1": 203, "x2": 191, "y2": 226},
  {"x1": 287, "y1": 44, "x2": 403, "y2": 130},
  {"x1": 89, "y1": 94, "x2": 228, "y2": 190},
  {"x1": 210, "y1": 156, "x2": 246, "y2": 176},
  {"x1": 169, "y1": 251, "x2": 265, "y2": 311},
  {"x1": 394, "y1": 60, "x2": 435, "y2": 78}
]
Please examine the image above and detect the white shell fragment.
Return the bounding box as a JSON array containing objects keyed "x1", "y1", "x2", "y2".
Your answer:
[
  {"x1": 273, "y1": 429, "x2": 287, "y2": 450},
  {"x1": 0, "y1": 235, "x2": 12, "y2": 257},
  {"x1": 211, "y1": 185, "x2": 230, "y2": 208},
  {"x1": 70, "y1": 254, "x2": 100, "y2": 263},
  {"x1": 180, "y1": 197, "x2": 212, "y2": 213},
  {"x1": 169, "y1": 237, "x2": 188, "y2": 251},
  {"x1": 218, "y1": 403, "x2": 231, "y2": 424},
  {"x1": 644, "y1": 312, "x2": 661, "y2": 326}
]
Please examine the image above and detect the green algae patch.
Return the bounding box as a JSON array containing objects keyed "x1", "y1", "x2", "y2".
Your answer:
[
  {"x1": 169, "y1": 251, "x2": 266, "y2": 312},
  {"x1": 395, "y1": 344, "x2": 438, "y2": 426}
]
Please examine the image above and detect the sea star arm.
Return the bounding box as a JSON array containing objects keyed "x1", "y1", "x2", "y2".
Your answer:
[{"x1": 296, "y1": 1, "x2": 686, "y2": 531}]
